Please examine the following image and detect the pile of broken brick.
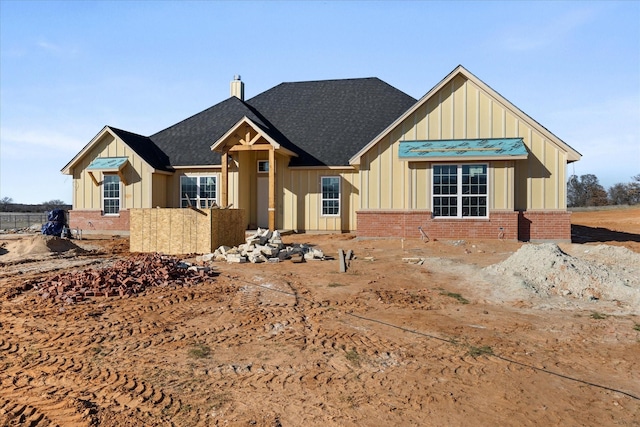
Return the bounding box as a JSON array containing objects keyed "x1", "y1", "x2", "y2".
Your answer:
[
  {"x1": 197, "y1": 228, "x2": 326, "y2": 264},
  {"x1": 30, "y1": 253, "x2": 217, "y2": 303}
]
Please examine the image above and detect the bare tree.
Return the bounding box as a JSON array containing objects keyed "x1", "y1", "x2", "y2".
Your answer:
[
  {"x1": 567, "y1": 174, "x2": 608, "y2": 207},
  {"x1": 41, "y1": 199, "x2": 67, "y2": 212},
  {"x1": 0, "y1": 197, "x2": 13, "y2": 212}
]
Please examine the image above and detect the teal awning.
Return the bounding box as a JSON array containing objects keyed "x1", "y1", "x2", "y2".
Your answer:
[
  {"x1": 87, "y1": 157, "x2": 129, "y2": 170},
  {"x1": 398, "y1": 138, "x2": 528, "y2": 161},
  {"x1": 86, "y1": 157, "x2": 129, "y2": 186}
]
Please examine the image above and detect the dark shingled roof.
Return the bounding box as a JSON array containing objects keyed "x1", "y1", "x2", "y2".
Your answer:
[
  {"x1": 108, "y1": 127, "x2": 172, "y2": 172},
  {"x1": 150, "y1": 97, "x2": 277, "y2": 167},
  {"x1": 247, "y1": 78, "x2": 417, "y2": 166},
  {"x1": 113, "y1": 78, "x2": 417, "y2": 168}
]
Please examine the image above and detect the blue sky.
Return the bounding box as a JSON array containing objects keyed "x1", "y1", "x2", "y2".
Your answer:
[{"x1": 1, "y1": 0, "x2": 638, "y2": 204}]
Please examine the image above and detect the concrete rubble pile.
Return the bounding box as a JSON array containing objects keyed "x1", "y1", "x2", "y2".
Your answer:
[
  {"x1": 30, "y1": 253, "x2": 217, "y2": 303},
  {"x1": 196, "y1": 228, "x2": 326, "y2": 264}
]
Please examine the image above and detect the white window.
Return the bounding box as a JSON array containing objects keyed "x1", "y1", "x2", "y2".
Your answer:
[
  {"x1": 180, "y1": 176, "x2": 218, "y2": 208},
  {"x1": 321, "y1": 176, "x2": 340, "y2": 216},
  {"x1": 103, "y1": 174, "x2": 121, "y2": 215},
  {"x1": 432, "y1": 164, "x2": 487, "y2": 218}
]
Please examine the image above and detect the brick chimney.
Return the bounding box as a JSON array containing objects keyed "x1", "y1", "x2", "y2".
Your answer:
[{"x1": 230, "y1": 75, "x2": 244, "y2": 100}]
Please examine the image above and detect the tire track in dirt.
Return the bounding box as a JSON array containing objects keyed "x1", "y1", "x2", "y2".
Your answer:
[{"x1": 0, "y1": 329, "x2": 181, "y2": 426}]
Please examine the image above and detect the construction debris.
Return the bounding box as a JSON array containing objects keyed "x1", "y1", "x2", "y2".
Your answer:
[
  {"x1": 196, "y1": 228, "x2": 326, "y2": 264},
  {"x1": 29, "y1": 253, "x2": 218, "y2": 303}
]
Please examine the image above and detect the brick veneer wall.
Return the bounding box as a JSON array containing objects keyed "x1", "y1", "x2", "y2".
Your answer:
[
  {"x1": 356, "y1": 209, "x2": 571, "y2": 241},
  {"x1": 68, "y1": 210, "x2": 130, "y2": 234},
  {"x1": 517, "y1": 210, "x2": 571, "y2": 242},
  {"x1": 356, "y1": 210, "x2": 518, "y2": 240}
]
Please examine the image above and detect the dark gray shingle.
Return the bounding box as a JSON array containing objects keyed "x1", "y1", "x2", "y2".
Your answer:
[{"x1": 114, "y1": 78, "x2": 417, "y2": 168}]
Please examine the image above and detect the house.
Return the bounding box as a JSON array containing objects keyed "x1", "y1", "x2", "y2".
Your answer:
[{"x1": 62, "y1": 65, "x2": 581, "y2": 241}]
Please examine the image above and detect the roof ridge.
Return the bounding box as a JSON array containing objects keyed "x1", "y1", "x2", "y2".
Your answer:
[{"x1": 150, "y1": 96, "x2": 250, "y2": 138}]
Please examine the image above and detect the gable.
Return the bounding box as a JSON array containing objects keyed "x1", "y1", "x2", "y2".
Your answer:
[
  {"x1": 350, "y1": 66, "x2": 582, "y2": 165},
  {"x1": 61, "y1": 126, "x2": 169, "y2": 175}
]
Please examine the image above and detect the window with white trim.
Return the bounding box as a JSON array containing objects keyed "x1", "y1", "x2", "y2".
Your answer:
[
  {"x1": 432, "y1": 164, "x2": 487, "y2": 218},
  {"x1": 180, "y1": 176, "x2": 218, "y2": 208},
  {"x1": 321, "y1": 176, "x2": 340, "y2": 216},
  {"x1": 103, "y1": 174, "x2": 121, "y2": 215}
]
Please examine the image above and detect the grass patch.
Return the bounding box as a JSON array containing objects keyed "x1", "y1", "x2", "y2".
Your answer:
[
  {"x1": 210, "y1": 392, "x2": 231, "y2": 410},
  {"x1": 441, "y1": 291, "x2": 470, "y2": 304},
  {"x1": 188, "y1": 343, "x2": 211, "y2": 359},
  {"x1": 328, "y1": 282, "x2": 346, "y2": 288},
  {"x1": 633, "y1": 323, "x2": 640, "y2": 332},
  {"x1": 467, "y1": 345, "x2": 494, "y2": 357},
  {"x1": 590, "y1": 312, "x2": 607, "y2": 320},
  {"x1": 345, "y1": 349, "x2": 361, "y2": 367}
]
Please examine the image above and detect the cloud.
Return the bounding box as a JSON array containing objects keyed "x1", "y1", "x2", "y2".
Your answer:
[
  {"x1": 500, "y1": 7, "x2": 597, "y2": 52},
  {"x1": 36, "y1": 39, "x2": 79, "y2": 57},
  {"x1": 1, "y1": 127, "x2": 86, "y2": 154}
]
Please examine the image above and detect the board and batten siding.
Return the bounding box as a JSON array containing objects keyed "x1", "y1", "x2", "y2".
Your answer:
[
  {"x1": 359, "y1": 75, "x2": 567, "y2": 212},
  {"x1": 72, "y1": 132, "x2": 154, "y2": 211},
  {"x1": 281, "y1": 169, "x2": 359, "y2": 232}
]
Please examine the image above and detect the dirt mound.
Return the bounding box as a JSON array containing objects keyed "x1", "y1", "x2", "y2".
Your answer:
[
  {"x1": 0, "y1": 235, "x2": 84, "y2": 260},
  {"x1": 485, "y1": 243, "x2": 640, "y2": 312}
]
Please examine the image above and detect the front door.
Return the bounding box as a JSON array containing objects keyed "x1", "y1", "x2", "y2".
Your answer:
[{"x1": 257, "y1": 176, "x2": 269, "y2": 228}]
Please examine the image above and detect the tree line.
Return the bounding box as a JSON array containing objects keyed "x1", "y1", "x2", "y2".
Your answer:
[
  {"x1": 567, "y1": 174, "x2": 640, "y2": 207},
  {"x1": 0, "y1": 197, "x2": 71, "y2": 213}
]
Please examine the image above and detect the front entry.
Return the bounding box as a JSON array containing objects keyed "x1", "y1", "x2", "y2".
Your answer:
[{"x1": 257, "y1": 176, "x2": 269, "y2": 228}]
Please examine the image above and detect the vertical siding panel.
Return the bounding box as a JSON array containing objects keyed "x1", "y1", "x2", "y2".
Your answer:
[
  {"x1": 453, "y1": 77, "x2": 465, "y2": 139},
  {"x1": 416, "y1": 105, "x2": 427, "y2": 140},
  {"x1": 559, "y1": 152, "x2": 567, "y2": 209},
  {"x1": 545, "y1": 141, "x2": 558, "y2": 209},
  {"x1": 491, "y1": 102, "x2": 503, "y2": 138},
  {"x1": 466, "y1": 83, "x2": 477, "y2": 139},
  {"x1": 476, "y1": 85, "x2": 480, "y2": 138},
  {"x1": 479, "y1": 92, "x2": 491, "y2": 138},
  {"x1": 505, "y1": 112, "x2": 517, "y2": 137},
  {"x1": 463, "y1": 79, "x2": 467, "y2": 138},
  {"x1": 427, "y1": 97, "x2": 439, "y2": 139}
]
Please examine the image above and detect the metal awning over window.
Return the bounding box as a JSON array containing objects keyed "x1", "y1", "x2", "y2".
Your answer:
[
  {"x1": 398, "y1": 138, "x2": 528, "y2": 161},
  {"x1": 86, "y1": 157, "x2": 129, "y2": 186}
]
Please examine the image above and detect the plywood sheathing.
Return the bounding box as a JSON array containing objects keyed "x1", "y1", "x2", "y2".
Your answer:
[{"x1": 130, "y1": 208, "x2": 246, "y2": 254}]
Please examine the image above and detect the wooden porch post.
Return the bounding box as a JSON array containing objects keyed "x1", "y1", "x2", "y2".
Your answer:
[
  {"x1": 221, "y1": 151, "x2": 228, "y2": 207},
  {"x1": 268, "y1": 147, "x2": 276, "y2": 230}
]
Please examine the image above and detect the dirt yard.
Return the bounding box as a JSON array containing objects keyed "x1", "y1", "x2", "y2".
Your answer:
[{"x1": 1, "y1": 208, "x2": 639, "y2": 426}]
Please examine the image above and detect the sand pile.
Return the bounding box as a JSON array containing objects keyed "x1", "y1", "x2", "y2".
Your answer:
[
  {"x1": 0, "y1": 235, "x2": 84, "y2": 261},
  {"x1": 485, "y1": 243, "x2": 640, "y2": 312}
]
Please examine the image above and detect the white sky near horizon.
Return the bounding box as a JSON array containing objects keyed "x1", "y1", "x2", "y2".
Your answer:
[{"x1": 1, "y1": 0, "x2": 638, "y2": 205}]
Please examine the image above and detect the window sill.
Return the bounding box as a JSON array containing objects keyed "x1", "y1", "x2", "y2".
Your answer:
[{"x1": 432, "y1": 216, "x2": 490, "y2": 221}]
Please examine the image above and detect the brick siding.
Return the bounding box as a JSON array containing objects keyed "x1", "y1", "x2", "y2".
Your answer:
[
  {"x1": 517, "y1": 210, "x2": 571, "y2": 242},
  {"x1": 68, "y1": 210, "x2": 130, "y2": 234},
  {"x1": 357, "y1": 209, "x2": 570, "y2": 241}
]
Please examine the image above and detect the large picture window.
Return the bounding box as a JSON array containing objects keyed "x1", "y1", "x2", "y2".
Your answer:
[
  {"x1": 103, "y1": 174, "x2": 121, "y2": 215},
  {"x1": 321, "y1": 176, "x2": 340, "y2": 216},
  {"x1": 180, "y1": 176, "x2": 218, "y2": 208},
  {"x1": 433, "y1": 164, "x2": 487, "y2": 218}
]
